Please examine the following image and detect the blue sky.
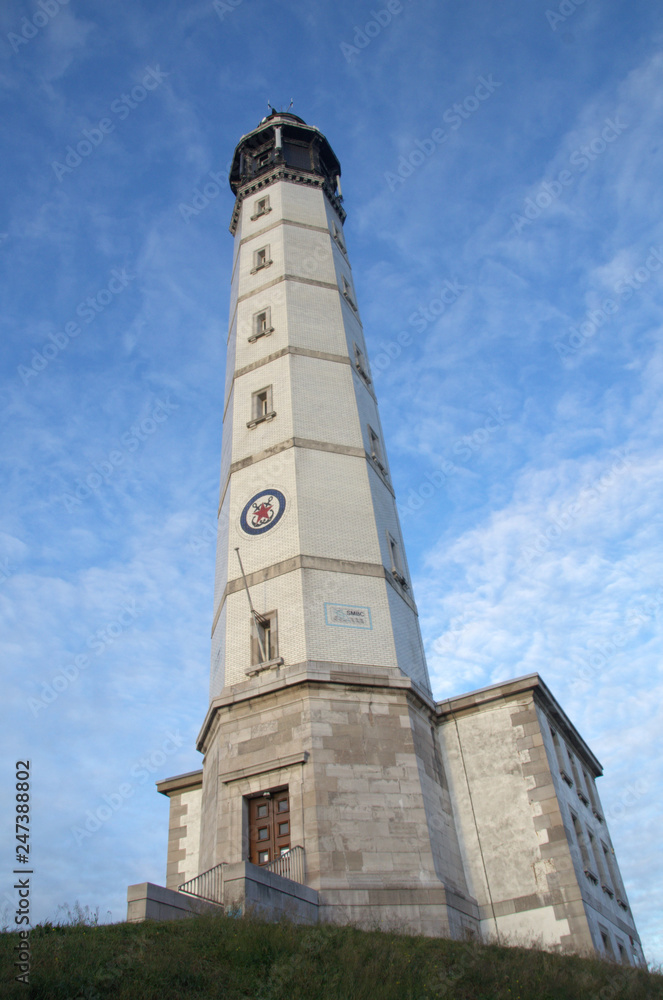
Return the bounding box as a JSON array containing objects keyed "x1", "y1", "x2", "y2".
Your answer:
[{"x1": 1, "y1": 0, "x2": 662, "y2": 964}]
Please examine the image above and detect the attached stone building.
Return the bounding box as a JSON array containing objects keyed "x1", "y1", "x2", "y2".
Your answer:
[{"x1": 127, "y1": 111, "x2": 644, "y2": 964}]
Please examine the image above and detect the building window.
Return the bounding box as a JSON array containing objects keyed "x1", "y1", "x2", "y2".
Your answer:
[
  {"x1": 387, "y1": 532, "x2": 407, "y2": 587},
  {"x1": 251, "y1": 610, "x2": 278, "y2": 665},
  {"x1": 251, "y1": 245, "x2": 272, "y2": 273},
  {"x1": 600, "y1": 929, "x2": 615, "y2": 960},
  {"x1": 368, "y1": 425, "x2": 386, "y2": 473},
  {"x1": 353, "y1": 342, "x2": 371, "y2": 384},
  {"x1": 602, "y1": 841, "x2": 627, "y2": 907},
  {"x1": 341, "y1": 275, "x2": 357, "y2": 311},
  {"x1": 332, "y1": 220, "x2": 347, "y2": 254},
  {"x1": 584, "y1": 769, "x2": 603, "y2": 821},
  {"x1": 247, "y1": 386, "x2": 276, "y2": 428},
  {"x1": 589, "y1": 831, "x2": 613, "y2": 895},
  {"x1": 569, "y1": 753, "x2": 589, "y2": 805},
  {"x1": 551, "y1": 729, "x2": 573, "y2": 786},
  {"x1": 617, "y1": 942, "x2": 629, "y2": 965},
  {"x1": 251, "y1": 195, "x2": 272, "y2": 220},
  {"x1": 249, "y1": 307, "x2": 273, "y2": 343},
  {"x1": 571, "y1": 811, "x2": 597, "y2": 881}
]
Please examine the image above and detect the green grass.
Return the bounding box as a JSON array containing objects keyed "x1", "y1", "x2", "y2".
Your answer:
[{"x1": 1, "y1": 911, "x2": 661, "y2": 1000}]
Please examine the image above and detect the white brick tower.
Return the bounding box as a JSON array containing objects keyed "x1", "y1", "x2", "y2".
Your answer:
[{"x1": 193, "y1": 110, "x2": 479, "y2": 934}]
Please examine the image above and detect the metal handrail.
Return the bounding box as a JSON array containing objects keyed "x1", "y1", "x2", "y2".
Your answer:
[
  {"x1": 179, "y1": 862, "x2": 226, "y2": 904},
  {"x1": 264, "y1": 845, "x2": 305, "y2": 884},
  {"x1": 178, "y1": 846, "x2": 306, "y2": 905}
]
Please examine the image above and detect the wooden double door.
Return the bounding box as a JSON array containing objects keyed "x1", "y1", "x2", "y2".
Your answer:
[{"x1": 248, "y1": 788, "x2": 290, "y2": 866}]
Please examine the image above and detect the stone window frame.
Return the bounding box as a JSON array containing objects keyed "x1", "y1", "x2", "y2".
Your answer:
[
  {"x1": 353, "y1": 341, "x2": 371, "y2": 385},
  {"x1": 251, "y1": 245, "x2": 273, "y2": 273},
  {"x1": 249, "y1": 307, "x2": 274, "y2": 343},
  {"x1": 570, "y1": 809, "x2": 598, "y2": 883},
  {"x1": 387, "y1": 531, "x2": 407, "y2": 588},
  {"x1": 599, "y1": 926, "x2": 616, "y2": 960},
  {"x1": 582, "y1": 767, "x2": 604, "y2": 821},
  {"x1": 341, "y1": 275, "x2": 357, "y2": 312},
  {"x1": 601, "y1": 840, "x2": 628, "y2": 908},
  {"x1": 550, "y1": 728, "x2": 573, "y2": 787},
  {"x1": 331, "y1": 219, "x2": 347, "y2": 255},
  {"x1": 251, "y1": 195, "x2": 272, "y2": 220},
  {"x1": 250, "y1": 610, "x2": 279, "y2": 666},
  {"x1": 568, "y1": 752, "x2": 590, "y2": 806},
  {"x1": 588, "y1": 829, "x2": 613, "y2": 896},
  {"x1": 247, "y1": 385, "x2": 276, "y2": 428},
  {"x1": 367, "y1": 424, "x2": 386, "y2": 474}
]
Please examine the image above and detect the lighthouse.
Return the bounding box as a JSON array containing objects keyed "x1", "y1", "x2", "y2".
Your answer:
[
  {"x1": 191, "y1": 108, "x2": 477, "y2": 935},
  {"x1": 127, "y1": 112, "x2": 645, "y2": 964}
]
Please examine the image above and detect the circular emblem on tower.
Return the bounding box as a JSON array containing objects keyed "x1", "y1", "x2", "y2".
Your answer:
[{"x1": 239, "y1": 489, "x2": 286, "y2": 536}]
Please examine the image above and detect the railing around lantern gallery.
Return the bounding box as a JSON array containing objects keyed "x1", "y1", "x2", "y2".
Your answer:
[
  {"x1": 265, "y1": 845, "x2": 305, "y2": 884},
  {"x1": 179, "y1": 863, "x2": 226, "y2": 904}
]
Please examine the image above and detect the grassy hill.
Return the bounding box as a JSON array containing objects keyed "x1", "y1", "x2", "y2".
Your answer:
[{"x1": 1, "y1": 911, "x2": 661, "y2": 1000}]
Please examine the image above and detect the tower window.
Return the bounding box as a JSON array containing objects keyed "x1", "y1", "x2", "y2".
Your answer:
[
  {"x1": 387, "y1": 532, "x2": 407, "y2": 587},
  {"x1": 251, "y1": 611, "x2": 278, "y2": 665},
  {"x1": 252, "y1": 245, "x2": 272, "y2": 272},
  {"x1": 249, "y1": 308, "x2": 273, "y2": 343},
  {"x1": 332, "y1": 220, "x2": 347, "y2": 254},
  {"x1": 353, "y1": 342, "x2": 371, "y2": 384},
  {"x1": 341, "y1": 275, "x2": 357, "y2": 311},
  {"x1": 283, "y1": 141, "x2": 311, "y2": 170},
  {"x1": 247, "y1": 385, "x2": 276, "y2": 428},
  {"x1": 368, "y1": 425, "x2": 386, "y2": 473},
  {"x1": 251, "y1": 195, "x2": 271, "y2": 220}
]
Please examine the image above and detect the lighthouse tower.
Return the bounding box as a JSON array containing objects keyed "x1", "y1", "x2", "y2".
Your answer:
[
  {"x1": 191, "y1": 109, "x2": 478, "y2": 935},
  {"x1": 128, "y1": 112, "x2": 644, "y2": 966}
]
